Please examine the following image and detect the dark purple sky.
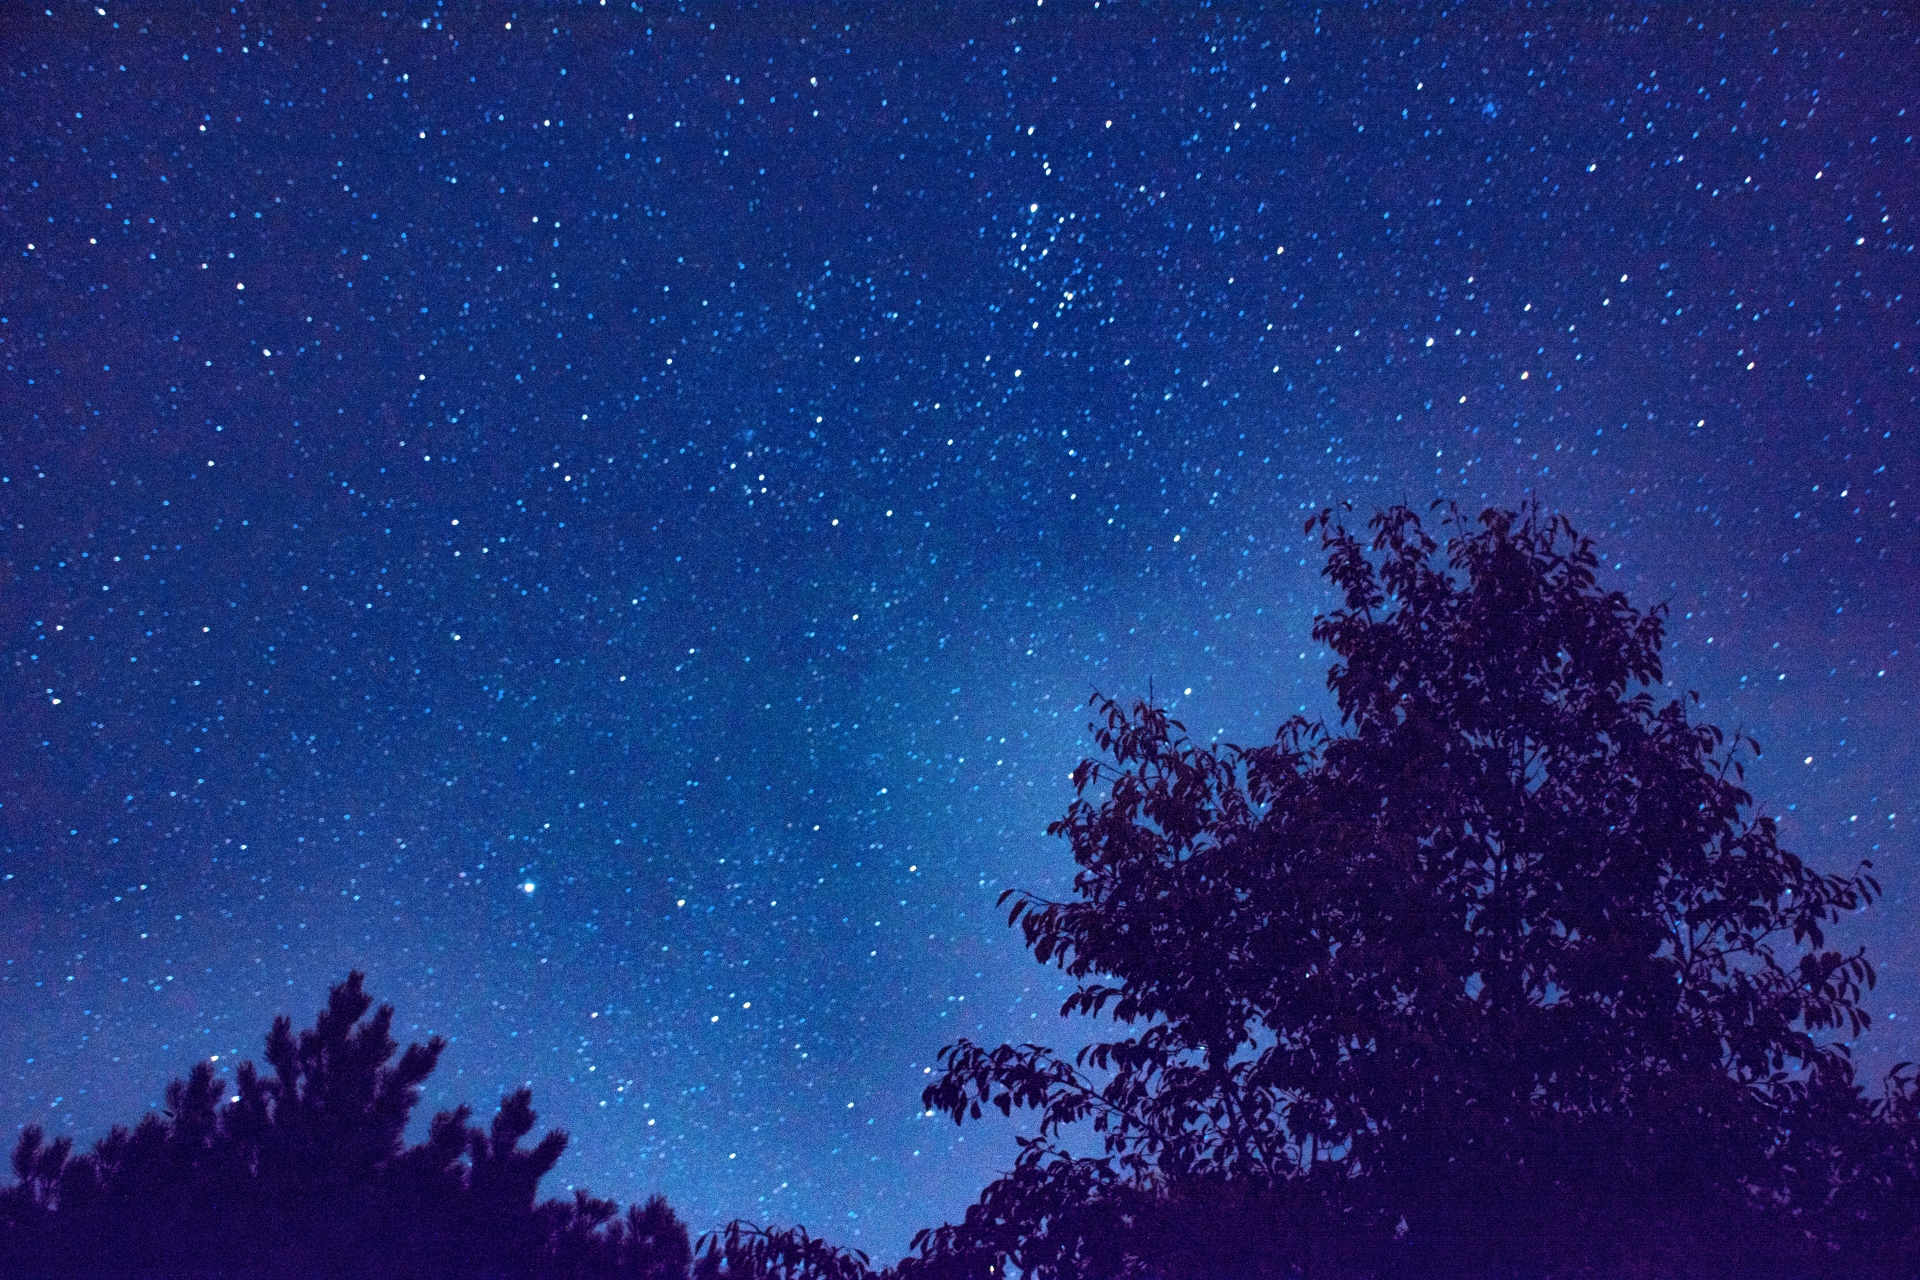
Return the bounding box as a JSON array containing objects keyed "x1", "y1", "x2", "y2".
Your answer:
[{"x1": 3, "y1": 3, "x2": 1915, "y2": 1260}]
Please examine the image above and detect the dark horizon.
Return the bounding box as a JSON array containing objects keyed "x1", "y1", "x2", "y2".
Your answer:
[{"x1": 3, "y1": 5, "x2": 1915, "y2": 1260}]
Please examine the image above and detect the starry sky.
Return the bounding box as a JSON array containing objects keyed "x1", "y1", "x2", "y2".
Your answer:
[{"x1": 3, "y1": 2, "x2": 1916, "y2": 1260}]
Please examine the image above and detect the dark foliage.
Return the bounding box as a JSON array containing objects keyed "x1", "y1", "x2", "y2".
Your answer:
[
  {"x1": 693, "y1": 1221, "x2": 873, "y2": 1280},
  {"x1": 892, "y1": 502, "x2": 1917, "y2": 1280},
  {"x1": 1, "y1": 972, "x2": 693, "y2": 1280},
  {"x1": 11, "y1": 505, "x2": 1916, "y2": 1280}
]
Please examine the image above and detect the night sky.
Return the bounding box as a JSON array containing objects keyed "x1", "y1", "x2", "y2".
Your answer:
[{"x1": 3, "y1": 3, "x2": 1916, "y2": 1260}]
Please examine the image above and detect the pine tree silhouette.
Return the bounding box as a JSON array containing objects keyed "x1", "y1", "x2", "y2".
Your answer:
[
  {"x1": 623, "y1": 1195, "x2": 696, "y2": 1280},
  {"x1": 1, "y1": 972, "x2": 692, "y2": 1280}
]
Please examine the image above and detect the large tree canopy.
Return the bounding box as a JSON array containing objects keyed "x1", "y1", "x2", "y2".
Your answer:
[{"x1": 909, "y1": 503, "x2": 1906, "y2": 1279}]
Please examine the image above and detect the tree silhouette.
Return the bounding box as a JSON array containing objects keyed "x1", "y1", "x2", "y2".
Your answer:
[
  {"x1": 692, "y1": 1221, "x2": 872, "y2": 1280},
  {"x1": 624, "y1": 1194, "x2": 699, "y2": 1280},
  {"x1": 540, "y1": 1191, "x2": 698, "y2": 1280},
  {"x1": 908, "y1": 502, "x2": 1906, "y2": 1279},
  {"x1": 10, "y1": 506, "x2": 1917, "y2": 1280},
  {"x1": 1, "y1": 971, "x2": 693, "y2": 1280}
]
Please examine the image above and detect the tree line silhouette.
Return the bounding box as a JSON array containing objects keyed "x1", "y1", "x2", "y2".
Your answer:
[
  {"x1": 2, "y1": 970, "x2": 694, "y2": 1279},
  {"x1": 7, "y1": 504, "x2": 1917, "y2": 1278}
]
